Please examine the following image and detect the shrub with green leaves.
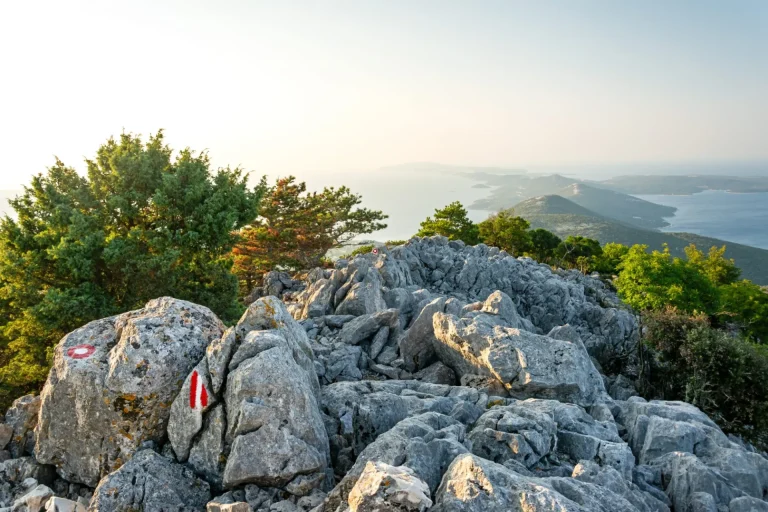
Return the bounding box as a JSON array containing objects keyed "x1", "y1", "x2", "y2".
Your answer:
[
  {"x1": 641, "y1": 308, "x2": 768, "y2": 448},
  {"x1": 416, "y1": 201, "x2": 480, "y2": 245},
  {"x1": 0, "y1": 131, "x2": 263, "y2": 409}
]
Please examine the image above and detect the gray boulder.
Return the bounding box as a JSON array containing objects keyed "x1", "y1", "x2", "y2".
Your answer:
[
  {"x1": 432, "y1": 312, "x2": 608, "y2": 406},
  {"x1": 89, "y1": 449, "x2": 210, "y2": 511},
  {"x1": 35, "y1": 298, "x2": 224, "y2": 486},
  {"x1": 400, "y1": 297, "x2": 448, "y2": 372},
  {"x1": 347, "y1": 461, "x2": 432, "y2": 512},
  {"x1": 468, "y1": 403, "x2": 557, "y2": 468},
  {"x1": 4, "y1": 395, "x2": 41, "y2": 458},
  {"x1": 335, "y1": 269, "x2": 387, "y2": 317},
  {"x1": 413, "y1": 361, "x2": 457, "y2": 386},
  {"x1": 321, "y1": 412, "x2": 468, "y2": 512},
  {"x1": 432, "y1": 453, "x2": 586, "y2": 512},
  {"x1": 222, "y1": 344, "x2": 329, "y2": 490}
]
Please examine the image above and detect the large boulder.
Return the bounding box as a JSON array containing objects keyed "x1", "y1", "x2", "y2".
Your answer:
[
  {"x1": 335, "y1": 267, "x2": 387, "y2": 316},
  {"x1": 165, "y1": 298, "x2": 330, "y2": 495},
  {"x1": 35, "y1": 298, "x2": 224, "y2": 487},
  {"x1": 4, "y1": 394, "x2": 41, "y2": 458},
  {"x1": 432, "y1": 453, "x2": 586, "y2": 512},
  {"x1": 432, "y1": 312, "x2": 607, "y2": 406},
  {"x1": 399, "y1": 297, "x2": 448, "y2": 372},
  {"x1": 222, "y1": 345, "x2": 329, "y2": 490},
  {"x1": 347, "y1": 461, "x2": 432, "y2": 512},
  {"x1": 89, "y1": 449, "x2": 211, "y2": 511},
  {"x1": 321, "y1": 412, "x2": 468, "y2": 512}
]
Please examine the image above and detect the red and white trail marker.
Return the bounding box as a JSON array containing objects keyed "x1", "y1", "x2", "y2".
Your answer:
[
  {"x1": 189, "y1": 370, "x2": 209, "y2": 410},
  {"x1": 372, "y1": 248, "x2": 379, "y2": 255},
  {"x1": 67, "y1": 344, "x2": 96, "y2": 359}
]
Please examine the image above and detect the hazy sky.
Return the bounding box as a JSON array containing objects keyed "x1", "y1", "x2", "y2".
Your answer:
[{"x1": 1, "y1": 0, "x2": 767, "y2": 189}]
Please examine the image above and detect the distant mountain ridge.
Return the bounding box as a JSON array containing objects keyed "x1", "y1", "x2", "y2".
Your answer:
[{"x1": 513, "y1": 195, "x2": 768, "y2": 285}]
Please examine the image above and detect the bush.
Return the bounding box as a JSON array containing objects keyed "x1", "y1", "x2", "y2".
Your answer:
[
  {"x1": 477, "y1": 211, "x2": 531, "y2": 256},
  {"x1": 718, "y1": 280, "x2": 768, "y2": 344},
  {"x1": 642, "y1": 308, "x2": 768, "y2": 448},
  {"x1": 416, "y1": 201, "x2": 480, "y2": 245},
  {"x1": 615, "y1": 245, "x2": 719, "y2": 314},
  {"x1": 346, "y1": 244, "x2": 376, "y2": 258},
  {"x1": 0, "y1": 131, "x2": 264, "y2": 410}
]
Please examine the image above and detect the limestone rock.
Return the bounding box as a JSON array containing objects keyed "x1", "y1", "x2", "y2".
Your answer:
[
  {"x1": 400, "y1": 297, "x2": 447, "y2": 372},
  {"x1": 432, "y1": 453, "x2": 586, "y2": 512},
  {"x1": 4, "y1": 395, "x2": 41, "y2": 458},
  {"x1": 12, "y1": 483, "x2": 53, "y2": 512},
  {"x1": 89, "y1": 449, "x2": 211, "y2": 511},
  {"x1": 321, "y1": 412, "x2": 468, "y2": 512},
  {"x1": 413, "y1": 361, "x2": 457, "y2": 386},
  {"x1": 432, "y1": 312, "x2": 607, "y2": 406},
  {"x1": 335, "y1": 270, "x2": 386, "y2": 317},
  {"x1": 44, "y1": 497, "x2": 87, "y2": 512},
  {"x1": 35, "y1": 298, "x2": 224, "y2": 486},
  {"x1": 347, "y1": 461, "x2": 432, "y2": 512},
  {"x1": 222, "y1": 345, "x2": 329, "y2": 490},
  {"x1": 468, "y1": 403, "x2": 557, "y2": 468}
]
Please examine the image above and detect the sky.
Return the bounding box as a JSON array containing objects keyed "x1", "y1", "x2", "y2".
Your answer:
[{"x1": 1, "y1": 0, "x2": 767, "y2": 189}]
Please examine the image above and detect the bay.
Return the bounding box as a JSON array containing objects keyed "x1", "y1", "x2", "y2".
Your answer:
[{"x1": 636, "y1": 190, "x2": 768, "y2": 249}]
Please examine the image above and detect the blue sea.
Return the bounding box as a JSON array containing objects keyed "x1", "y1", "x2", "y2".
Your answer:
[{"x1": 637, "y1": 190, "x2": 768, "y2": 250}]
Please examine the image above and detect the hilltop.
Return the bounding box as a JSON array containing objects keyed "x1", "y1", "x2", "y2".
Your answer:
[
  {"x1": 513, "y1": 195, "x2": 768, "y2": 284},
  {"x1": 556, "y1": 183, "x2": 676, "y2": 230}
]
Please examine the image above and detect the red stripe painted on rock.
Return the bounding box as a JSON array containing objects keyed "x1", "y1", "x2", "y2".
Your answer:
[{"x1": 190, "y1": 370, "x2": 199, "y2": 409}]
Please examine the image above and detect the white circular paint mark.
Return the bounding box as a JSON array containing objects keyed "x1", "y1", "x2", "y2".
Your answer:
[{"x1": 74, "y1": 348, "x2": 89, "y2": 355}]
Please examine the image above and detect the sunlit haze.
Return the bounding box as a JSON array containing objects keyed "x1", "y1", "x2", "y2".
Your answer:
[{"x1": 1, "y1": 0, "x2": 767, "y2": 189}]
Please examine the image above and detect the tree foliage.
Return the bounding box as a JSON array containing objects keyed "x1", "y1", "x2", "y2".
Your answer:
[
  {"x1": 416, "y1": 201, "x2": 480, "y2": 245},
  {"x1": 591, "y1": 242, "x2": 630, "y2": 275},
  {"x1": 477, "y1": 211, "x2": 531, "y2": 256},
  {"x1": 614, "y1": 244, "x2": 719, "y2": 314},
  {"x1": 527, "y1": 228, "x2": 562, "y2": 263},
  {"x1": 232, "y1": 176, "x2": 387, "y2": 291},
  {"x1": 556, "y1": 236, "x2": 603, "y2": 273},
  {"x1": 719, "y1": 280, "x2": 768, "y2": 343},
  {"x1": 0, "y1": 131, "x2": 263, "y2": 407},
  {"x1": 641, "y1": 308, "x2": 768, "y2": 448},
  {"x1": 684, "y1": 244, "x2": 741, "y2": 286}
]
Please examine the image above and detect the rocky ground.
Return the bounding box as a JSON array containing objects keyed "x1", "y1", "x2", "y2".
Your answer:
[{"x1": 1, "y1": 236, "x2": 767, "y2": 511}]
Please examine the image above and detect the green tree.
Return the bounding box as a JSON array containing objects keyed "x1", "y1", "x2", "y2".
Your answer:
[
  {"x1": 232, "y1": 176, "x2": 387, "y2": 291},
  {"x1": 416, "y1": 201, "x2": 480, "y2": 245},
  {"x1": 684, "y1": 244, "x2": 741, "y2": 286},
  {"x1": 615, "y1": 244, "x2": 719, "y2": 314},
  {"x1": 0, "y1": 131, "x2": 264, "y2": 408},
  {"x1": 477, "y1": 211, "x2": 531, "y2": 256},
  {"x1": 591, "y1": 242, "x2": 630, "y2": 275},
  {"x1": 556, "y1": 236, "x2": 603, "y2": 272},
  {"x1": 642, "y1": 307, "x2": 768, "y2": 447},
  {"x1": 719, "y1": 280, "x2": 768, "y2": 343},
  {"x1": 527, "y1": 228, "x2": 562, "y2": 263}
]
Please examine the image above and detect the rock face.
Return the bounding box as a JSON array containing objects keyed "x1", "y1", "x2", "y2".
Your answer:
[
  {"x1": 3, "y1": 236, "x2": 767, "y2": 512},
  {"x1": 167, "y1": 296, "x2": 330, "y2": 496},
  {"x1": 89, "y1": 449, "x2": 210, "y2": 511},
  {"x1": 35, "y1": 297, "x2": 225, "y2": 487},
  {"x1": 347, "y1": 461, "x2": 432, "y2": 512}
]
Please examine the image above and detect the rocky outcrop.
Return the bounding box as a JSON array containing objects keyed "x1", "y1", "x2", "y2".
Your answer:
[
  {"x1": 35, "y1": 297, "x2": 225, "y2": 487},
  {"x1": 89, "y1": 449, "x2": 210, "y2": 511},
  {"x1": 167, "y1": 296, "x2": 330, "y2": 496},
  {"x1": 347, "y1": 461, "x2": 432, "y2": 512},
  {"x1": 2, "y1": 236, "x2": 767, "y2": 511}
]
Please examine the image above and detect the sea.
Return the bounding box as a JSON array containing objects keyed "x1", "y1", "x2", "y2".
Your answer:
[
  {"x1": 636, "y1": 190, "x2": 768, "y2": 250},
  {"x1": 294, "y1": 169, "x2": 492, "y2": 242}
]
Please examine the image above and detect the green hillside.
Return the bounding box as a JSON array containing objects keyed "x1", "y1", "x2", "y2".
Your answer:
[
  {"x1": 513, "y1": 195, "x2": 768, "y2": 285},
  {"x1": 557, "y1": 183, "x2": 676, "y2": 230},
  {"x1": 590, "y1": 174, "x2": 768, "y2": 195},
  {"x1": 469, "y1": 174, "x2": 676, "y2": 229}
]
